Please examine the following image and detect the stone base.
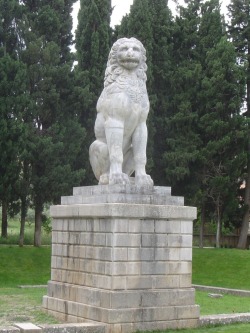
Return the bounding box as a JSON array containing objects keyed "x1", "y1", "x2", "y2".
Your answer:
[{"x1": 43, "y1": 185, "x2": 199, "y2": 333}]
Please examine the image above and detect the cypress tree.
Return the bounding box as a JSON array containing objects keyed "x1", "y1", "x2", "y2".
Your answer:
[
  {"x1": 0, "y1": 0, "x2": 28, "y2": 238},
  {"x1": 227, "y1": 0, "x2": 250, "y2": 249},
  {"x1": 149, "y1": 0, "x2": 174, "y2": 184},
  {"x1": 198, "y1": 37, "x2": 245, "y2": 247},
  {"x1": 163, "y1": 0, "x2": 245, "y2": 247},
  {"x1": 21, "y1": 0, "x2": 85, "y2": 246},
  {"x1": 164, "y1": 0, "x2": 202, "y2": 191},
  {"x1": 74, "y1": 0, "x2": 112, "y2": 183}
]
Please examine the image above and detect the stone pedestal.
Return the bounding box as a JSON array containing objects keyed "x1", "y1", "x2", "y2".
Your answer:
[{"x1": 43, "y1": 185, "x2": 199, "y2": 333}]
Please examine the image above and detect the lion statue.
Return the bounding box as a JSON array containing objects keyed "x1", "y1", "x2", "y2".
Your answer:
[{"x1": 89, "y1": 37, "x2": 153, "y2": 186}]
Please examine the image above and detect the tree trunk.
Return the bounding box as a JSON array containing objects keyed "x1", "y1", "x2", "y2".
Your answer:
[
  {"x1": 237, "y1": 164, "x2": 250, "y2": 249},
  {"x1": 238, "y1": 59, "x2": 250, "y2": 249},
  {"x1": 1, "y1": 201, "x2": 8, "y2": 238},
  {"x1": 199, "y1": 201, "x2": 205, "y2": 248},
  {"x1": 216, "y1": 204, "x2": 221, "y2": 248},
  {"x1": 34, "y1": 202, "x2": 43, "y2": 247},
  {"x1": 19, "y1": 198, "x2": 27, "y2": 247}
]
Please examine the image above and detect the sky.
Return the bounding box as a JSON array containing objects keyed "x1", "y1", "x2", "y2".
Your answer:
[{"x1": 72, "y1": 0, "x2": 231, "y2": 33}]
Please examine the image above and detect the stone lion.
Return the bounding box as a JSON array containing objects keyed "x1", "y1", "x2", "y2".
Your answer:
[{"x1": 89, "y1": 37, "x2": 153, "y2": 186}]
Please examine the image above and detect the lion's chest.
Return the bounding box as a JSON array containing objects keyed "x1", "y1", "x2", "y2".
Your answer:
[
  {"x1": 126, "y1": 78, "x2": 145, "y2": 104},
  {"x1": 111, "y1": 77, "x2": 149, "y2": 119}
]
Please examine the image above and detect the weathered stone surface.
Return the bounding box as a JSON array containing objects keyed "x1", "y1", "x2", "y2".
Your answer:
[
  {"x1": 39, "y1": 323, "x2": 105, "y2": 333},
  {"x1": 89, "y1": 38, "x2": 153, "y2": 187},
  {"x1": 0, "y1": 327, "x2": 20, "y2": 333},
  {"x1": 50, "y1": 203, "x2": 196, "y2": 220},
  {"x1": 200, "y1": 313, "x2": 250, "y2": 326},
  {"x1": 14, "y1": 323, "x2": 41, "y2": 333},
  {"x1": 44, "y1": 184, "x2": 199, "y2": 332}
]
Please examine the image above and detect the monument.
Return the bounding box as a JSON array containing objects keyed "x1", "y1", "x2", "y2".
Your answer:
[{"x1": 43, "y1": 37, "x2": 200, "y2": 332}]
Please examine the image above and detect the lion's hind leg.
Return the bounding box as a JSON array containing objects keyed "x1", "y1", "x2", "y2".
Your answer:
[
  {"x1": 122, "y1": 145, "x2": 135, "y2": 177},
  {"x1": 89, "y1": 140, "x2": 110, "y2": 184}
]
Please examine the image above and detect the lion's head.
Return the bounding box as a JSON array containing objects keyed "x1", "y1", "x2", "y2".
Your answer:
[{"x1": 104, "y1": 37, "x2": 147, "y2": 88}]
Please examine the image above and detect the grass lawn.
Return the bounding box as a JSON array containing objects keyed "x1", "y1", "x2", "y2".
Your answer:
[
  {"x1": 0, "y1": 246, "x2": 51, "y2": 287},
  {"x1": 192, "y1": 248, "x2": 250, "y2": 290},
  {"x1": 196, "y1": 290, "x2": 250, "y2": 315},
  {"x1": 0, "y1": 287, "x2": 58, "y2": 326}
]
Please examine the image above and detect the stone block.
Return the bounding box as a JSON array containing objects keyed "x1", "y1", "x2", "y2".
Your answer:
[
  {"x1": 50, "y1": 203, "x2": 197, "y2": 221},
  {"x1": 126, "y1": 276, "x2": 152, "y2": 290},
  {"x1": 181, "y1": 221, "x2": 193, "y2": 234},
  {"x1": 140, "y1": 219, "x2": 155, "y2": 233},
  {"x1": 181, "y1": 235, "x2": 193, "y2": 247},
  {"x1": 112, "y1": 248, "x2": 128, "y2": 261},
  {"x1": 168, "y1": 261, "x2": 192, "y2": 275},
  {"x1": 176, "y1": 305, "x2": 200, "y2": 319},
  {"x1": 155, "y1": 220, "x2": 181, "y2": 234},
  {"x1": 109, "y1": 262, "x2": 127, "y2": 275},
  {"x1": 74, "y1": 323, "x2": 106, "y2": 333},
  {"x1": 0, "y1": 327, "x2": 20, "y2": 333},
  {"x1": 14, "y1": 323, "x2": 41, "y2": 333},
  {"x1": 109, "y1": 292, "x2": 141, "y2": 309},
  {"x1": 141, "y1": 234, "x2": 157, "y2": 247},
  {"x1": 180, "y1": 274, "x2": 192, "y2": 287},
  {"x1": 141, "y1": 262, "x2": 169, "y2": 275},
  {"x1": 143, "y1": 306, "x2": 177, "y2": 321},
  {"x1": 112, "y1": 219, "x2": 129, "y2": 233},
  {"x1": 180, "y1": 248, "x2": 193, "y2": 261},
  {"x1": 113, "y1": 234, "x2": 141, "y2": 247},
  {"x1": 140, "y1": 248, "x2": 155, "y2": 261},
  {"x1": 152, "y1": 275, "x2": 180, "y2": 289},
  {"x1": 127, "y1": 248, "x2": 140, "y2": 261},
  {"x1": 111, "y1": 277, "x2": 127, "y2": 290}
]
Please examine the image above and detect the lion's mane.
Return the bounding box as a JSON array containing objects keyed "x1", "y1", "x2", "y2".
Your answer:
[{"x1": 103, "y1": 37, "x2": 147, "y2": 88}]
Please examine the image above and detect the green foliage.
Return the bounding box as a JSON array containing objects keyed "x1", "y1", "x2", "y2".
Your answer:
[
  {"x1": 227, "y1": 0, "x2": 250, "y2": 249},
  {"x1": 0, "y1": 218, "x2": 51, "y2": 245},
  {"x1": 74, "y1": 0, "x2": 112, "y2": 184}
]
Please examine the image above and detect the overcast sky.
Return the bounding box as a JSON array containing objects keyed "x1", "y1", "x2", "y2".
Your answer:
[{"x1": 72, "y1": 0, "x2": 230, "y2": 34}]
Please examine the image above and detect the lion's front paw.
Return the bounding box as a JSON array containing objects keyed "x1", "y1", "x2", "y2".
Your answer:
[
  {"x1": 99, "y1": 173, "x2": 109, "y2": 185},
  {"x1": 135, "y1": 174, "x2": 154, "y2": 187},
  {"x1": 109, "y1": 173, "x2": 130, "y2": 185}
]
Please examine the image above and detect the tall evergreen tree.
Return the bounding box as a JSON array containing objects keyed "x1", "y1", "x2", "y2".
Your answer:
[
  {"x1": 147, "y1": 0, "x2": 174, "y2": 182},
  {"x1": 164, "y1": 0, "x2": 202, "y2": 191},
  {"x1": 74, "y1": 0, "x2": 112, "y2": 183},
  {"x1": 0, "y1": 55, "x2": 28, "y2": 238},
  {"x1": 163, "y1": 0, "x2": 245, "y2": 247},
  {"x1": 21, "y1": 0, "x2": 85, "y2": 246},
  {"x1": 227, "y1": 0, "x2": 250, "y2": 249},
  {"x1": 0, "y1": 0, "x2": 28, "y2": 238},
  {"x1": 198, "y1": 37, "x2": 245, "y2": 247}
]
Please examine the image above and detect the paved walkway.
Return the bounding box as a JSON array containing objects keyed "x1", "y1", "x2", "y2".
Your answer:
[{"x1": 193, "y1": 284, "x2": 250, "y2": 297}]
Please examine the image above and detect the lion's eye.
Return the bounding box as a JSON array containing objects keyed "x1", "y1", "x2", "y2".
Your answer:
[
  {"x1": 120, "y1": 47, "x2": 128, "y2": 52},
  {"x1": 133, "y1": 47, "x2": 140, "y2": 52}
]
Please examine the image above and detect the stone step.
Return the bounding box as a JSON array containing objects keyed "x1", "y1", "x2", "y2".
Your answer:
[
  {"x1": 61, "y1": 193, "x2": 184, "y2": 206},
  {"x1": 0, "y1": 323, "x2": 105, "y2": 333},
  {"x1": 72, "y1": 184, "x2": 171, "y2": 196}
]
